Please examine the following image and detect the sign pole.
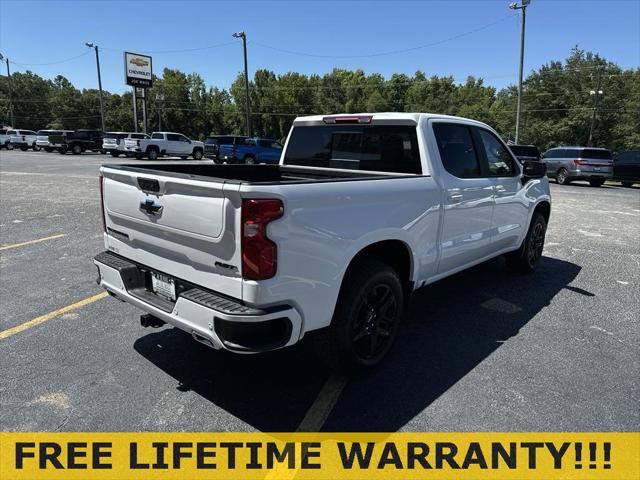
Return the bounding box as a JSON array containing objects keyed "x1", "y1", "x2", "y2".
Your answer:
[
  {"x1": 132, "y1": 87, "x2": 138, "y2": 133},
  {"x1": 141, "y1": 88, "x2": 148, "y2": 134}
]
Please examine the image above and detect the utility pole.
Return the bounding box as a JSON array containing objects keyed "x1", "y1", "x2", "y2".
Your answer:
[
  {"x1": 509, "y1": 0, "x2": 531, "y2": 144},
  {"x1": 85, "y1": 43, "x2": 106, "y2": 132},
  {"x1": 0, "y1": 53, "x2": 15, "y2": 126},
  {"x1": 588, "y1": 69, "x2": 604, "y2": 147},
  {"x1": 156, "y1": 92, "x2": 164, "y2": 131},
  {"x1": 232, "y1": 31, "x2": 252, "y2": 137}
]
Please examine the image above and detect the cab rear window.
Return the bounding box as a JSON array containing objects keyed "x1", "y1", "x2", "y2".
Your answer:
[{"x1": 283, "y1": 125, "x2": 421, "y2": 174}]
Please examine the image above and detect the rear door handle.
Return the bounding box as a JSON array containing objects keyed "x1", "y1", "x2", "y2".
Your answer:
[{"x1": 448, "y1": 193, "x2": 463, "y2": 203}]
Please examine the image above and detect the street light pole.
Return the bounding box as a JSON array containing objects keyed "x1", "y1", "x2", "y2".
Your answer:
[
  {"x1": 85, "y1": 43, "x2": 106, "y2": 132},
  {"x1": 588, "y1": 69, "x2": 604, "y2": 147},
  {"x1": 0, "y1": 53, "x2": 15, "y2": 127},
  {"x1": 509, "y1": 0, "x2": 530, "y2": 144},
  {"x1": 232, "y1": 32, "x2": 251, "y2": 137}
]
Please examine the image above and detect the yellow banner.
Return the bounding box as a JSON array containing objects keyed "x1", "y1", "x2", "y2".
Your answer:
[{"x1": 1, "y1": 432, "x2": 638, "y2": 480}]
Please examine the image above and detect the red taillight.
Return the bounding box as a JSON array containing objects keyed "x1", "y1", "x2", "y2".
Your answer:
[
  {"x1": 323, "y1": 115, "x2": 373, "y2": 124},
  {"x1": 573, "y1": 159, "x2": 584, "y2": 166},
  {"x1": 99, "y1": 175, "x2": 106, "y2": 232},
  {"x1": 241, "y1": 199, "x2": 283, "y2": 280}
]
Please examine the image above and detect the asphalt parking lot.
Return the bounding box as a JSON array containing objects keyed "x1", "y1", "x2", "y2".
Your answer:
[{"x1": 1, "y1": 149, "x2": 638, "y2": 432}]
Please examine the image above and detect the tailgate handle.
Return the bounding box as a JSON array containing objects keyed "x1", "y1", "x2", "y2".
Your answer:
[{"x1": 138, "y1": 177, "x2": 160, "y2": 193}]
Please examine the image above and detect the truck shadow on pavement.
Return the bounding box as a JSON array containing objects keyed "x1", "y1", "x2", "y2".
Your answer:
[{"x1": 134, "y1": 255, "x2": 582, "y2": 432}]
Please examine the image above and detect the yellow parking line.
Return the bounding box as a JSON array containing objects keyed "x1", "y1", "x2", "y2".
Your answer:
[
  {"x1": 0, "y1": 292, "x2": 108, "y2": 340},
  {"x1": 0, "y1": 233, "x2": 66, "y2": 251}
]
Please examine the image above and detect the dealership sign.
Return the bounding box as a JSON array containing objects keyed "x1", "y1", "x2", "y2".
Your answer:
[{"x1": 124, "y1": 52, "x2": 152, "y2": 88}]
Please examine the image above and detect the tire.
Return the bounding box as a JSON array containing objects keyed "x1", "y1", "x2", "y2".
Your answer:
[
  {"x1": 556, "y1": 168, "x2": 570, "y2": 185},
  {"x1": 313, "y1": 260, "x2": 404, "y2": 373},
  {"x1": 192, "y1": 149, "x2": 203, "y2": 160},
  {"x1": 110, "y1": 151, "x2": 120, "y2": 157},
  {"x1": 147, "y1": 149, "x2": 159, "y2": 161},
  {"x1": 505, "y1": 212, "x2": 547, "y2": 273},
  {"x1": 71, "y1": 144, "x2": 82, "y2": 155},
  {"x1": 20, "y1": 145, "x2": 28, "y2": 151},
  {"x1": 621, "y1": 181, "x2": 634, "y2": 188},
  {"x1": 589, "y1": 179, "x2": 605, "y2": 187},
  {"x1": 32, "y1": 143, "x2": 41, "y2": 152},
  {"x1": 244, "y1": 155, "x2": 256, "y2": 165},
  {"x1": 58, "y1": 146, "x2": 68, "y2": 154},
  {"x1": 6, "y1": 142, "x2": 14, "y2": 150}
]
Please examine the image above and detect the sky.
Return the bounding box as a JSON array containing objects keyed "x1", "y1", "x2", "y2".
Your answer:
[{"x1": 0, "y1": 0, "x2": 638, "y2": 94}]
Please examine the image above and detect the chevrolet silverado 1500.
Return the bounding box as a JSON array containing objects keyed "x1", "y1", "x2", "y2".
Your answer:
[{"x1": 95, "y1": 113, "x2": 550, "y2": 371}]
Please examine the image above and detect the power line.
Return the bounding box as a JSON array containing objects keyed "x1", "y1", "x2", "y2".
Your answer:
[
  {"x1": 8, "y1": 51, "x2": 91, "y2": 67},
  {"x1": 250, "y1": 14, "x2": 517, "y2": 59},
  {"x1": 100, "y1": 41, "x2": 237, "y2": 54}
]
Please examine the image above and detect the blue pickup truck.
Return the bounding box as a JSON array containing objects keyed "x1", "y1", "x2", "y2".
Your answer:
[{"x1": 217, "y1": 137, "x2": 283, "y2": 164}]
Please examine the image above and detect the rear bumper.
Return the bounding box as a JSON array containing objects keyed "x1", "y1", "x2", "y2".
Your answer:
[
  {"x1": 568, "y1": 169, "x2": 612, "y2": 180},
  {"x1": 94, "y1": 251, "x2": 302, "y2": 353}
]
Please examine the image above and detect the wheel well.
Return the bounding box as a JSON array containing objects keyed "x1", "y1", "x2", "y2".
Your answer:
[
  {"x1": 346, "y1": 240, "x2": 412, "y2": 288},
  {"x1": 534, "y1": 201, "x2": 551, "y2": 224}
]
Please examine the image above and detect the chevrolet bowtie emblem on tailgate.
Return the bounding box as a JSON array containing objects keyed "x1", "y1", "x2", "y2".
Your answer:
[{"x1": 139, "y1": 199, "x2": 163, "y2": 216}]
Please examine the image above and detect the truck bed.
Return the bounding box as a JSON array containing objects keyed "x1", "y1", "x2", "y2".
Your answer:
[{"x1": 103, "y1": 163, "x2": 413, "y2": 185}]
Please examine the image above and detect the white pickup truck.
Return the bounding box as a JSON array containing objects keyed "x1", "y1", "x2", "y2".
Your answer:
[
  {"x1": 95, "y1": 113, "x2": 550, "y2": 371},
  {"x1": 129, "y1": 131, "x2": 204, "y2": 160}
]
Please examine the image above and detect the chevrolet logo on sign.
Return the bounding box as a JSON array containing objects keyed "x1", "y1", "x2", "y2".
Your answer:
[{"x1": 130, "y1": 57, "x2": 149, "y2": 67}]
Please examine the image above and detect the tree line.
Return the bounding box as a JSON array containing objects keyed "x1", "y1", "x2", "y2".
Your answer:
[{"x1": 0, "y1": 48, "x2": 638, "y2": 152}]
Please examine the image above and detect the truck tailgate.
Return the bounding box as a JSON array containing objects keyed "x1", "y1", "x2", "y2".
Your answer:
[{"x1": 100, "y1": 166, "x2": 243, "y2": 299}]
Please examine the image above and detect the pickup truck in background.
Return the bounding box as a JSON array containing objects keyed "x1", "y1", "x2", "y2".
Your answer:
[
  {"x1": 103, "y1": 132, "x2": 150, "y2": 157},
  {"x1": 0, "y1": 129, "x2": 13, "y2": 149},
  {"x1": 50, "y1": 129, "x2": 105, "y2": 154},
  {"x1": 130, "y1": 132, "x2": 204, "y2": 160},
  {"x1": 95, "y1": 112, "x2": 550, "y2": 371},
  {"x1": 36, "y1": 130, "x2": 73, "y2": 152},
  {"x1": 218, "y1": 137, "x2": 283, "y2": 164},
  {"x1": 204, "y1": 135, "x2": 248, "y2": 162},
  {"x1": 9, "y1": 129, "x2": 38, "y2": 151}
]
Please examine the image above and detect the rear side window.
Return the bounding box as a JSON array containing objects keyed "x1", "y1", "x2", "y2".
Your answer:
[
  {"x1": 151, "y1": 133, "x2": 164, "y2": 139},
  {"x1": 284, "y1": 125, "x2": 421, "y2": 174},
  {"x1": 476, "y1": 129, "x2": 517, "y2": 176},
  {"x1": 432, "y1": 124, "x2": 480, "y2": 178},
  {"x1": 580, "y1": 149, "x2": 612, "y2": 160}
]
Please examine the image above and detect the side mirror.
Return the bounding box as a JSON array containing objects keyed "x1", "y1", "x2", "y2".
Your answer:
[{"x1": 522, "y1": 160, "x2": 547, "y2": 183}]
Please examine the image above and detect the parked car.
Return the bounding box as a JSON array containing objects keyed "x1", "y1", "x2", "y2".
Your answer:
[
  {"x1": 541, "y1": 146, "x2": 612, "y2": 187},
  {"x1": 204, "y1": 135, "x2": 248, "y2": 162},
  {"x1": 218, "y1": 137, "x2": 283, "y2": 164},
  {"x1": 508, "y1": 144, "x2": 540, "y2": 164},
  {"x1": 103, "y1": 132, "x2": 150, "y2": 157},
  {"x1": 36, "y1": 130, "x2": 73, "y2": 152},
  {"x1": 49, "y1": 129, "x2": 105, "y2": 155},
  {"x1": 94, "y1": 112, "x2": 550, "y2": 371},
  {"x1": 132, "y1": 132, "x2": 204, "y2": 160},
  {"x1": 8, "y1": 129, "x2": 38, "y2": 151},
  {"x1": 613, "y1": 149, "x2": 640, "y2": 187},
  {"x1": 0, "y1": 129, "x2": 12, "y2": 149}
]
